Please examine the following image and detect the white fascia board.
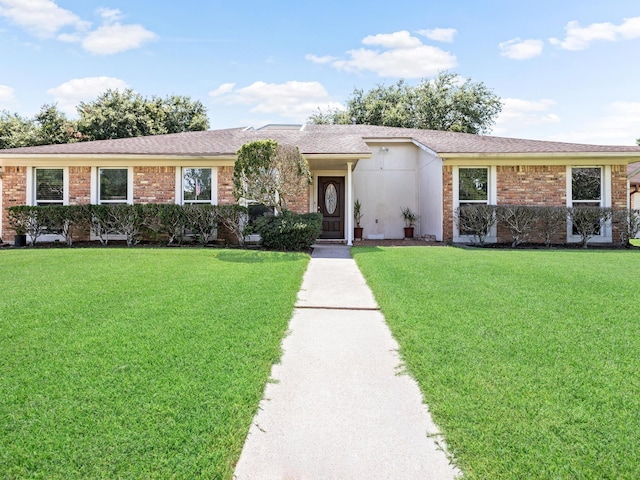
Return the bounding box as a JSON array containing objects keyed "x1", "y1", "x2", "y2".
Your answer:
[{"x1": 411, "y1": 139, "x2": 439, "y2": 157}]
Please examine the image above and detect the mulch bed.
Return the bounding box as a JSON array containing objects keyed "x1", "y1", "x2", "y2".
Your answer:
[{"x1": 352, "y1": 239, "x2": 444, "y2": 247}]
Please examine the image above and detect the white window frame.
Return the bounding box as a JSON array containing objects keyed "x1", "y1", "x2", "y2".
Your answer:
[
  {"x1": 26, "y1": 167, "x2": 70, "y2": 243},
  {"x1": 453, "y1": 166, "x2": 497, "y2": 243},
  {"x1": 566, "y1": 165, "x2": 611, "y2": 243},
  {"x1": 27, "y1": 167, "x2": 69, "y2": 207},
  {"x1": 176, "y1": 167, "x2": 218, "y2": 205},
  {"x1": 93, "y1": 167, "x2": 133, "y2": 205}
]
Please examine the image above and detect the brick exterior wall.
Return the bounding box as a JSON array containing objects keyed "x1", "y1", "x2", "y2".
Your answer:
[
  {"x1": 611, "y1": 164, "x2": 627, "y2": 242},
  {"x1": 495, "y1": 165, "x2": 567, "y2": 243},
  {"x1": 217, "y1": 166, "x2": 235, "y2": 205},
  {"x1": 444, "y1": 164, "x2": 629, "y2": 244},
  {"x1": 286, "y1": 185, "x2": 310, "y2": 214},
  {"x1": 1, "y1": 166, "x2": 27, "y2": 238},
  {"x1": 69, "y1": 167, "x2": 92, "y2": 204},
  {"x1": 496, "y1": 165, "x2": 566, "y2": 206},
  {"x1": 133, "y1": 166, "x2": 176, "y2": 204}
]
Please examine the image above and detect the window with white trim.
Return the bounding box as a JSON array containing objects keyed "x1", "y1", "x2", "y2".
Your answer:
[
  {"x1": 35, "y1": 168, "x2": 64, "y2": 205},
  {"x1": 570, "y1": 167, "x2": 602, "y2": 235},
  {"x1": 99, "y1": 168, "x2": 129, "y2": 204},
  {"x1": 182, "y1": 168, "x2": 212, "y2": 203},
  {"x1": 458, "y1": 167, "x2": 489, "y2": 235}
]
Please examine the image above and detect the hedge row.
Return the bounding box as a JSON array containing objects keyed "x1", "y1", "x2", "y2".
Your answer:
[
  {"x1": 455, "y1": 205, "x2": 640, "y2": 248},
  {"x1": 6, "y1": 204, "x2": 322, "y2": 251}
]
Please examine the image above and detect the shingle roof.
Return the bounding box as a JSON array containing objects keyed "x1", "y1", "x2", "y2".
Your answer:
[{"x1": 1, "y1": 124, "x2": 640, "y2": 157}]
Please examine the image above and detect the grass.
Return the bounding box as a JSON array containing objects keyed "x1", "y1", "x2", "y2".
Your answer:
[
  {"x1": 353, "y1": 246, "x2": 640, "y2": 479},
  {"x1": 0, "y1": 248, "x2": 309, "y2": 479}
]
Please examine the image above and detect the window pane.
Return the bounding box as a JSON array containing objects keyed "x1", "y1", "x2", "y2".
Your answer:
[
  {"x1": 36, "y1": 169, "x2": 63, "y2": 202},
  {"x1": 183, "y1": 168, "x2": 212, "y2": 202},
  {"x1": 100, "y1": 169, "x2": 128, "y2": 201},
  {"x1": 572, "y1": 168, "x2": 601, "y2": 201},
  {"x1": 459, "y1": 168, "x2": 488, "y2": 201}
]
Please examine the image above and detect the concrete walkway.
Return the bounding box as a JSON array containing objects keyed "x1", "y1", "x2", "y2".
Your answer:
[{"x1": 234, "y1": 244, "x2": 460, "y2": 480}]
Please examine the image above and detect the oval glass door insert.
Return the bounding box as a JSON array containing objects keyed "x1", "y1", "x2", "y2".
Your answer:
[{"x1": 325, "y1": 183, "x2": 337, "y2": 214}]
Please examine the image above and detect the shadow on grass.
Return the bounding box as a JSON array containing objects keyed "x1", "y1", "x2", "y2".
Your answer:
[{"x1": 214, "y1": 250, "x2": 307, "y2": 264}]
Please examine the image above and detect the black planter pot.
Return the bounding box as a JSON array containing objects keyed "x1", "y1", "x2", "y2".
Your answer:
[
  {"x1": 354, "y1": 227, "x2": 363, "y2": 240},
  {"x1": 14, "y1": 234, "x2": 27, "y2": 247},
  {"x1": 404, "y1": 227, "x2": 414, "y2": 239}
]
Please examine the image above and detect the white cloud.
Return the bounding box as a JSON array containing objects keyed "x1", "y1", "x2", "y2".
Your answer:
[
  {"x1": 362, "y1": 30, "x2": 423, "y2": 49},
  {"x1": 499, "y1": 38, "x2": 544, "y2": 60},
  {"x1": 97, "y1": 7, "x2": 123, "y2": 23},
  {"x1": 308, "y1": 30, "x2": 457, "y2": 78},
  {"x1": 209, "y1": 81, "x2": 343, "y2": 120},
  {"x1": 494, "y1": 98, "x2": 560, "y2": 135},
  {"x1": 0, "y1": 0, "x2": 89, "y2": 38},
  {"x1": 82, "y1": 23, "x2": 157, "y2": 55},
  {"x1": 0, "y1": 84, "x2": 15, "y2": 100},
  {"x1": 550, "y1": 16, "x2": 640, "y2": 51},
  {"x1": 209, "y1": 83, "x2": 236, "y2": 97},
  {"x1": 549, "y1": 101, "x2": 640, "y2": 145},
  {"x1": 417, "y1": 28, "x2": 457, "y2": 43},
  {"x1": 305, "y1": 54, "x2": 337, "y2": 64},
  {"x1": 0, "y1": 84, "x2": 16, "y2": 107},
  {"x1": 0, "y1": 1, "x2": 155, "y2": 54},
  {"x1": 47, "y1": 76, "x2": 129, "y2": 115}
]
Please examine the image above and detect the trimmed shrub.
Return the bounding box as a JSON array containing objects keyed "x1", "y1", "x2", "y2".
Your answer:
[
  {"x1": 108, "y1": 204, "x2": 145, "y2": 246},
  {"x1": 161, "y1": 204, "x2": 189, "y2": 245},
  {"x1": 7, "y1": 205, "x2": 31, "y2": 236},
  {"x1": 496, "y1": 205, "x2": 538, "y2": 247},
  {"x1": 89, "y1": 204, "x2": 117, "y2": 245},
  {"x1": 7, "y1": 206, "x2": 46, "y2": 246},
  {"x1": 45, "y1": 204, "x2": 90, "y2": 246},
  {"x1": 215, "y1": 204, "x2": 249, "y2": 246},
  {"x1": 455, "y1": 204, "x2": 496, "y2": 246},
  {"x1": 254, "y1": 211, "x2": 322, "y2": 251},
  {"x1": 183, "y1": 204, "x2": 217, "y2": 245},
  {"x1": 612, "y1": 208, "x2": 640, "y2": 247},
  {"x1": 534, "y1": 206, "x2": 567, "y2": 247},
  {"x1": 568, "y1": 206, "x2": 612, "y2": 248}
]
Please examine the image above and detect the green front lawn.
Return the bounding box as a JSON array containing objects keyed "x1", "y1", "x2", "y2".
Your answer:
[
  {"x1": 353, "y1": 246, "x2": 640, "y2": 479},
  {"x1": 0, "y1": 249, "x2": 308, "y2": 479}
]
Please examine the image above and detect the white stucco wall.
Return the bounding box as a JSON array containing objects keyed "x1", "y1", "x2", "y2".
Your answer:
[
  {"x1": 417, "y1": 148, "x2": 444, "y2": 241},
  {"x1": 353, "y1": 143, "x2": 421, "y2": 239}
]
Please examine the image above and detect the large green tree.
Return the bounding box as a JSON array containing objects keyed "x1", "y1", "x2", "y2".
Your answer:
[
  {"x1": 34, "y1": 104, "x2": 81, "y2": 145},
  {"x1": 1, "y1": 90, "x2": 209, "y2": 148},
  {"x1": 77, "y1": 89, "x2": 209, "y2": 141},
  {"x1": 0, "y1": 111, "x2": 37, "y2": 149},
  {"x1": 309, "y1": 72, "x2": 503, "y2": 135},
  {"x1": 233, "y1": 140, "x2": 312, "y2": 213},
  {"x1": 0, "y1": 105, "x2": 79, "y2": 148}
]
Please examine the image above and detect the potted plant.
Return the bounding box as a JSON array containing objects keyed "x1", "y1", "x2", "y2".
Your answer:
[
  {"x1": 354, "y1": 199, "x2": 364, "y2": 240},
  {"x1": 401, "y1": 207, "x2": 418, "y2": 239}
]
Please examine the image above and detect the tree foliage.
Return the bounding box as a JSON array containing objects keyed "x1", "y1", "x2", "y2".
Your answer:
[
  {"x1": 0, "y1": 90, "x2": 209, "y2": 148},
  {"x1": 308, "y1": 72, "x2": 503, "y2": 134},
  {"x1": 0, "y1": 105, "x2": 80, "y2": 149},
  {"x1": 77, "y1": 89, "x2": 209, "y2": 141},
  {"x1": 0, "y1": 111, "x2": 38, "y2": 149},
  {"x1": 233, "y1": 140, "x2": 312, "y2": 213}
]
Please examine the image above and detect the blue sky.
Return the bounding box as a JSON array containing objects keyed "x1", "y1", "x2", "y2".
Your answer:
[{"x1": 0, "y1": 0, "x2": 639, "y2": 145}]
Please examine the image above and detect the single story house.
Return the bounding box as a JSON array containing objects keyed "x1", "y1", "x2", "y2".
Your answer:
[{"x1": 2, "y1": 123, "x2": 640, "y2": 245}]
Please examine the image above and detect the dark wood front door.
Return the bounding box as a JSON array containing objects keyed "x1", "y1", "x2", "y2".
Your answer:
[{"x1": 318, "y1": 176, "x2": 345, "y2": 239}]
